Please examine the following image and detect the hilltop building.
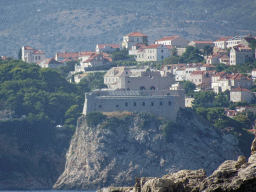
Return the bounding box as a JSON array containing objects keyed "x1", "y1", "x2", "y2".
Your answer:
[
  {"x1": 22, "y1": 46, "x2": 46, "y2": 63},
  {"x1": 230, "y1": 87, "x2": 253, "y2": 103},
  {"x1": 188, "y1": 41, "x2": 214, "y2": 50},
  {"x1": 122, "y1": 32, "x2": 148, "y2": 50},
  {"x1": 54, "y1": 52, "x2": 79, "y2": 61},
  {"x1": 213, "y1": 36, "x2": 233, "y2": 49}
]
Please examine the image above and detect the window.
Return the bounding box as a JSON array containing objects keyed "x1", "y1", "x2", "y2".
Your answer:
[
  {"x1": 35, "y1": 56, "x2": 37, "y2": 60},
  {"x1": 151, "y1": 102, "x2": 154, "y2": 106},
  {"x1": 125, "y1": 102, "x2": 128, "y2": 107},
  {"x1": 160, "y1": 102, "x2": 163, "y2": 106},
  {"x1": 116, "y1": 105, "x2": 119, "y2": 107},
  {"x1": 150, "y1": 86, "x2": 155, "y2": 90},
  {"x1": 134, "y1": 102, "x2": 136, "y2": 106},
  {"x1": 126, "y1": 71, "x2": 128, "y2": 74},
  {"x1": 168, "y1": 101, "x2": 172, "y2": 105},
  {"x1": 140, "y1": 86, "x2": 145, "y2": 90},
  {"x1": 199, "y1": 79, "x2": 201, "y2": 82},
  {"x1": 38, "y1": 56, "x2": 40, "y2": 60},
  {"x1": 161, "y1": 50, "x2": 163, "y2": 53},
  {"x1": 99, "y1": 105, "x2": 102, "y2": 108},
  {"x1": 128, "y1": 81, "x2": 130, "y2": 83},
  {"x1": 161, "y1": 56, "x2": 164, "y2": 59},
  {"x1": 142, "y1": 102, "x2": 145, "y2": 106}
]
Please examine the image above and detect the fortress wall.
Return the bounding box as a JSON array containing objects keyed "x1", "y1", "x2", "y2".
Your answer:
[{"x1": 83, "y1": 91, "x2": 185, "y2": 120}]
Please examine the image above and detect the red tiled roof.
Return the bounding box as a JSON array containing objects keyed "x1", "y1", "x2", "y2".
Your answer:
[
  {"x1": 190, "y1": 71, "x2": 215, "y2": 75},
  {"x1": 211, "y1": 71, "x2": 227, "y2": 77},
  {"x1": 190, "y1": 41, "x2": 213, "y2": 44},
  {"x1": 79, "y1": 51, "x2": 95, "y2": 56},
  {"x1": 145, "y1": 44, "x2": 164, "y2": 49},
  {"x1": 124, "y1": 31, "x2": 147, "y2": 37},
  {"x1": 214, "y1": 36, "x2": 233, "y2": 42},
  {"x1": 231, "y1": 86, "x2": 251, "y2": 92},
  {"x1": 57, "y1": 52, "x2": 79, "y2": 59},
  {"x1": 201, "y1": 64, "x2": 215, "y2": 67},
  {"x1": 97, "y1": 44, "x2": 120, "y2": 49},
  {"x1": 219, "y1": 73, "x2": 251, "y2": 80},
  {"x1": 24, "y1": 46, "x2": 34, "y2": 50},
  {"x1": 156, "y1": 36, "x2": 179, "y2": 42},
  {"x1": 83, "y1": 58, "x2": 93, "y2": 63},
  {"x1": 165, "y1": 45, "x2": 173, "y2": 49}
]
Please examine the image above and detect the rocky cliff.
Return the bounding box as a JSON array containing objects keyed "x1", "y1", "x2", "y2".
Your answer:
[
  {"x1": 99, "y1": 138, "x2": 256, "y2": 192},
  {"x1": 53, "y1": 109, "x2": 242, "y2": 190},
  {"x1": 0, "y1": 127, "x2": 72, "y2": 190}
]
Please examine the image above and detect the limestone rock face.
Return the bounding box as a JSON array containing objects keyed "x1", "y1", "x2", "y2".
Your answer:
[
  {"x1": 100, "y1": 137, "x2": 256, "y2": 192},
  {"x1": 53, "y1": 109, "x2": 241, "y2": 190}
]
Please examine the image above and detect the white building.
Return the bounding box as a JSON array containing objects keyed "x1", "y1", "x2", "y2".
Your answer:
[
  {"x1": 136, "y1": 44, "x2": 171, "y2": 62},
  {"x1": 129, "y1": 43, "x2": 146, "y2": 56},
  {"x1": 213, "y1": 36, "x2": 233, "y2": 49},
  {"x1": 188, "y1": 41, "x2": 214, "y2": 50},
  {"x1": 230, "y1": 87, "x2": 253, "y2": 103},
  {"x1": 226, "y1": 36, "x2": 243, "y2": 48},
  {"x1": 155, "y1": 36, "x2": 188, "y2": 48},
  {"x1": 22, "y1": 46, "x2": 46, "y2": 63}
]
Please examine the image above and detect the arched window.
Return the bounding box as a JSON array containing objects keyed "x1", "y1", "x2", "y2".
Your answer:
[
  {"x1": 150, "y1": 86, "x2": 155, "y2": 90},
  {"x1": 140, "y1": 86, "x2": 145, "y2": 90}
]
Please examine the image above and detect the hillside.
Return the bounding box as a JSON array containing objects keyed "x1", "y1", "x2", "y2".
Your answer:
[{"x1": 1, "y1": 0, "x2": 256, "y2": 58}]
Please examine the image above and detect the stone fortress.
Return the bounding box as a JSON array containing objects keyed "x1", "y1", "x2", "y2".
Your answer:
[{"x1": 83, "y1": 67, "x2": 185, "y2": 120}]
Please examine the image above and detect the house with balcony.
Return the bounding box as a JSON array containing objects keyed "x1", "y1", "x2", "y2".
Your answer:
[{"x1": 122, "y1": 32, "x2": 148, "y2": 50}]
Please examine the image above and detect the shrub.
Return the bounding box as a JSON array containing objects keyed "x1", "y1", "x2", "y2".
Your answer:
[
  {"x1": 86, "y1": 112, "x2": 107, "y2": 127},
  {"x1": 137, "y1": 112, "x2": 160, "y2": 129}
]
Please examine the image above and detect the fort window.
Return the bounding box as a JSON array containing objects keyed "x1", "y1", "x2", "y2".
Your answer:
[
  {"x1": 128, "y1": 81, "x2": 130, "y2": 83},
  {"x1": 99, "y1": 105, "x2": 102, "y2": 108},
  {"x1": 160, "y1": 102, "x2": 163, "y2": 106},
  {"x1": 151, "y1": 102, "x2": 154, "y2": 106},
  {"x1": 126, "y1": 71, "x2": 128, "y2": 74},
  {"x1": 161, "y1": 56, "x2": 164, "y2": 59},
  {"x1": 167, "y1": 93, "x2": 170, "y2": 95},
  {"x1": 168, "y1": 101, "x2": 172, "y2": 105},
  {"x1": 140, "y1": 86, "x2": 145, "y2": 90},
  {"x1": 39, "y1": 56, "x2": 41, "y2": 60},
  {"x1": 150, "y1": 86, "x2": 155, "y2": 90},
  {"x1": 116, "y1": 105, "x2": 119, "y2": 107},
  {"x1": 142, "y1": 102, "x2": 145, "y2": 106},
  {"x1": 134, "y1": 102, "x2": 136, "y2": 106},
  {"x1": 125, "y1": 102, "x2": 128, "y2": 107}
]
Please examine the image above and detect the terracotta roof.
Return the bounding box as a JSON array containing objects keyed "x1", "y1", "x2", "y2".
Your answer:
[
  {"x1": 97, "y1": 44, "x2": 120, "y2": 49},
  {"x1": 124, "y1": 31, "x2": 147, "y2": 37},
  {"x1": 156, "y1": 36, "x2": 180, "y2": 42},
  {"x1": 57, "y1": 52, "x2": 79, "y2": 59},
  {"x1": 220, "y1": 55, "x2": 229, "y2": 59},
  {"x1": 105, "y1": 67, "x2": 128, "y2": 77},
  {"x1": 211, "y1": 71, "x2": 227, "y2": 77},
  {"x1": 83, "y1": 58, "x2": 93, "y2": 63},
  {"x1": 214, "y1": 36, "x2": 233, "y2": 42},
  {"x1": 24, "y1": 46, "x2": 34, "y2": 50},
  {"x1": 243, "y1": 34, "x2": 256, "y2": 42},
  {"x1": 79, "y1": 51, "x2": 95, "y2": 56},
  {"x1": 231, "y1": 86, "x2": 251, "y2": 92},
  {"x1": 145, "y1": 44, "x2": 164, "y2": 49},
  {"x1": 190, "y1": 71, "x2": 215, "y2": 75},
  {"x1": 201, "y1": 64, "x2": 215, "y2": 67},
  {"x1": 165, "y1": 45, "x2": 173, "y2": 49}
]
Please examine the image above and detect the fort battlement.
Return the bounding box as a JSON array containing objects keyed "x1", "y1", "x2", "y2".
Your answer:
[{"x1": 83, "y1": 89, "x2": 185, "y2": 120}]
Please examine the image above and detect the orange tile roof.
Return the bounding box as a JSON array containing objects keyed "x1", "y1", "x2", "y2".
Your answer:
[
  {"x1": 124, "y1": 31, "x2": 147, "y2": 37},
  {"x1": 97, "y1": 44, "x2": 120, "y2": 49},
  {"x1": 219, "y1": 73, "x2": 251, "y2": 80},
  {"x1": 79, "y1": 51, "x2": 95, "y2": 56},
  {"x1": 24, "y1": 46, "x2": 34, "y2": 50},
  {"x1": 156, "y1": 36, "x2": 179, "y2": 42},
  {"x1": 211, "y1": 71, "x2": 227, "y2": 77},
  {"x1": 214, "y1": 36, "x2": 233, "y2": 42},
  {"x1": 191, "y1": 40, "x2": 213, "y2": 44},
  {"x1": 231, "y1": 86, "x2": 251, "y2": 92},
  {"x1": 38, "y1": 58, "x2": 62, "y2": 65}
]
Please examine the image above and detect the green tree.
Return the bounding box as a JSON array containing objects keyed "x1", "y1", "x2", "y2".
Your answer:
[
  {"x1": 163, "y1": 56, "x2": 180, "y2": 64},
  {"x1": 192, "y1": 91, "x2": 216, "y2": 108},
  {"x1": 213, "y1": 93, "x2": 230, "y2": 107},
  {"x1": 203, "y1": 45, "x2": 213, "y2": 57},
  {"x1": 233, "y1": 113, "x2": 251, "y2": 129},
  {"x1": 180, "y1": 46, "x2": 204, "y2": 63},
  {"x1": 182, "y1": 81, "x2": 196, "y2": 96},
  {"x1": 18, "y1": 48, "x2": 22, "y2": 60},
  {"x1": 85, "y1": 112, "x2": 107, "y2": 127},
  {"x1": 207, "y1": 107, "x2": 226, "y2": 123}
]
